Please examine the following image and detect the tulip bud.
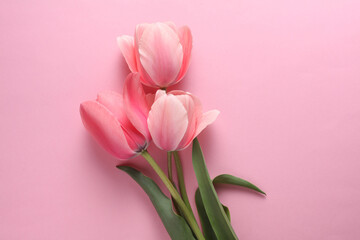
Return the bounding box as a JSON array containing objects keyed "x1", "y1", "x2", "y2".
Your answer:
[
  {"x1": 80, "y1": 73, "x2": 151, "y2": 160},
  {"x1": 147, "y1": 90, "x2": 219, "y2": 151}
]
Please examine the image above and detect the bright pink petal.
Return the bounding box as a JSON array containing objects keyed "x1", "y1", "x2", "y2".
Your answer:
[
  {"x1": 123, "y1": 73, "x2": 151, "y2": 141},
  {"x1": 147, "y1": 93, "x2": 188, "y2": 151},
  {"x1": 96, "y1": 91, "x2": 147, "y2": 150},
  {"x1": 195, "y1": 110, "x2": 220, "y2": 137},
  {"x1": 145, "y1": 93, "x2": 155, "y2": 109},
  {"x1": 117, "y1": 35, "x2": 137, "y2": 72},
  {"x1": 80, "y1": 101, "x2": 135, "y2": 160},
  {"x1": 138, "y1": 23, "x2": 183, "y2": 87},
  {"x1": 176, "y1": 26, "x2": 192, "y2": 83},
  {"x1": 96, "y1": 91, "x2": 127, "y2": 124}
]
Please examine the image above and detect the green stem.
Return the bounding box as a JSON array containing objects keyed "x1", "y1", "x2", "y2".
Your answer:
[
  {"x1": 173, "y1": 151, "x2": 196, "y2": 220},
  {"x1": 167, "y1": 152, "x2": 173, "y2": 180},
  {"x1": 142, "y1": 150, "x2": 204, "y2": 240},
  {"x1": 167, "y1": 152, "x2": 181, "y2": 215}
]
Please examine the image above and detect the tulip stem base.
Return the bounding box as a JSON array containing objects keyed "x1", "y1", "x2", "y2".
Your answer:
[{"x1": 141, "y1": 150, "x2": 204, "y2": 240}]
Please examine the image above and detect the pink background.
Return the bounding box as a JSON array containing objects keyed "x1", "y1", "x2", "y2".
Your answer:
[{"x1": 1, "y1": 0, "x2": 360, "y2": 239}]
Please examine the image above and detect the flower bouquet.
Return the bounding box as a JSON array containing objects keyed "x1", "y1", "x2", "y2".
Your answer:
[{"x1": 80, "y1": 22, "x2": 265, "y2": 240}]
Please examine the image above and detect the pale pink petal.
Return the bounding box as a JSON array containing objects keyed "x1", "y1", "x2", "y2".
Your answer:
[
  {"x1": 176, "y1": 26, "x2": 192, "y2": 83},
  {"x1": 133, "y1": 24, "x2": 157, "y2": 87},
  {"x1": 135, "y1": 23, "x2": 150, "y2": 43},
  {"x1": 80, "y1": 101, "x2": 135, "y2": 159},
  {"x1": 137, "y1": 62, "x2": 157, "y2": 87},
  {"x1": 172, "y1": 94, "x2": 197, "y2": 149},
  {"x1": 164, "y1": 21, "x2": 177, "y2": 31},
  {"x1": 134, "y1": 24, "x2": 150, "y2": 66},
  {"x1": 195, "y1": 110, "x2": 220, "y2": 137},
  {"x1": 154, "y1": 89, "x2": 167, "y2": 101},
  {"x1": 170, "y1": 91, "x2": 203, "y2": 124},
  {"x1": 96, "y1": 91, "x2": 147, "y2": 150},
  {"x1": 117, "y1": 35, "x2": 137, "y2": 72},
  {"x1": 138, "y1": 23, "x2": 183, "y2": 87},
  {"x1": 148, "y1": 94, "x2": 189, "y2": 151},
  {"x1": 123, "y1": 73, "x2": 151, "y2": 141},
  {"x1": 169, "y1": 91, "x2": 203, "y2": 149}
]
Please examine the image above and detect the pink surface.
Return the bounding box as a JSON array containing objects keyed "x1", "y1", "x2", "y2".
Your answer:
[{"x1": 1, "y1": 0, "x2": 360, "y2": 239}]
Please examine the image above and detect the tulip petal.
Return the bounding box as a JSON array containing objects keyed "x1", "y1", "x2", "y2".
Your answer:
[
  {"x1": 195, "y1": 110, "x2": 220, "y2": 137},
  {"x1": 148, "y1": 93, "x2": 189, "y2": 151},
  {"x1": 134, "y1": 23, "x2": 157, "y2": 87},
  {"x1": 96, "y1": 91, "x2": 127, "y2": 125},
  {"x1": 135, "y1": 23, "x2": 150, "y2": 65},
  {"x1": 154, "y1": 89, "x2": 167, "y2": 101},
  {"x1": 176, "y1": 26, "x2": 192, "y2": 82},
  {"x1": 145, "y1": 93, "x2": 155, "y2": 109},
  {"x1": 123, "y1": 73, "x2": 151, "y2": 141},
  {"x1": 135, "y1": 23, "x2": 150, "y2": 43},
  {"x1": 80, "y1": 101, "x2": 135, "y2": 159},
  {"x1": 169, "y1": 91, "x2": 204, "y2": 149},
  {"x1": 138, "y1": 23, "x2": 183, "y2": 87},
  {"x1": 97, "y1": 91, "x2": 147, "y2": 150},
  {"x1": 117, "y1": 35, "x2": 137, "y2": 72},
  {"x1": 171, "y1": 93, "x2": 197, "y2": 149},
  {"x1": 164, "y1": 21, "x2": 177, "y2": 31}
]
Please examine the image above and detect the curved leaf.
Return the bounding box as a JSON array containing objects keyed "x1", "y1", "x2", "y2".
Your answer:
[
  {"x1": 118, "y1": 166, "x2": 195, "y2": 240},
  {"x1": 213, "y1": 174, "x2": 266, "y2": 195},
  {"x1": 212, "y1": 174, "x2": 266, "y2": 230},
  {"x1": 195, "y1": 174, "x2": 265, "y2": 239},
  {"x1": 192, "y1": 138, "x2": 238, "y2": 240}
]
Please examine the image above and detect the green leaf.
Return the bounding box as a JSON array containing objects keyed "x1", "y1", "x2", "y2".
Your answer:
[
  {"x1": 195, "y1": 189, "x2": 217, "y2": 240},
  {"x1": 212, "y1": 174, "x2": 266, "y2": 229},
  {"x1": 192, "y1": 138, "x2": 238, "y2": 240},
  {"x1": 222, "y1": 204, "x2": 231, "y2": 221},
  {"x1": 196, "y1": 175, "x2": 266, "y2": 239},
  {"x1": 213, "y1": 174, "x2": 266, "y2": 195},
  {"x1": 118, "y1": 166, "x2": 196, "y2": 240},
  {"x1": 195, "y1": 189, "x2": 231, "y2": 240}
]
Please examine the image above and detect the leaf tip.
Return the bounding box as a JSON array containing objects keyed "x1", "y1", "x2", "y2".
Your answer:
[{"x1": 116, "y1": 165, "x2": 130, "y2": 172}]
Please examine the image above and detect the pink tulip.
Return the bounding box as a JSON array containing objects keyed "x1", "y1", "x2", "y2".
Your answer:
[
  {"x1": 80, "y1": 73, "x2": 151, "y2": 160},
  {"x1": 117, "y1": 22, "x2": 192, "y2": 88},
  {"x1": 147, "y1": 90, "x2": 220, "y2": 151}
]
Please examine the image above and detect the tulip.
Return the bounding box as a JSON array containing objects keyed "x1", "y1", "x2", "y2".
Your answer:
[
  {"x1": 117, "y1": 22, "x2": 192, "y2": 88},
  {"x1": 80, "y1": 73, "x2": 151, "y2": 160},
  {"x1": 147, "y1": 90, "x2": 219, "y2": 151}
]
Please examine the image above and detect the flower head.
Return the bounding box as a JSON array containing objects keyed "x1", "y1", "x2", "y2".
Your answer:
[
  {"x1": 147, "y1": 90, "x2": 219, "y2": 151},
  {"x1": 117, "y1": 22, "x2": 192, "y2": 88},
  {"x1": 80, "y1": 73, "x2": 151, "y2": 160}
]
